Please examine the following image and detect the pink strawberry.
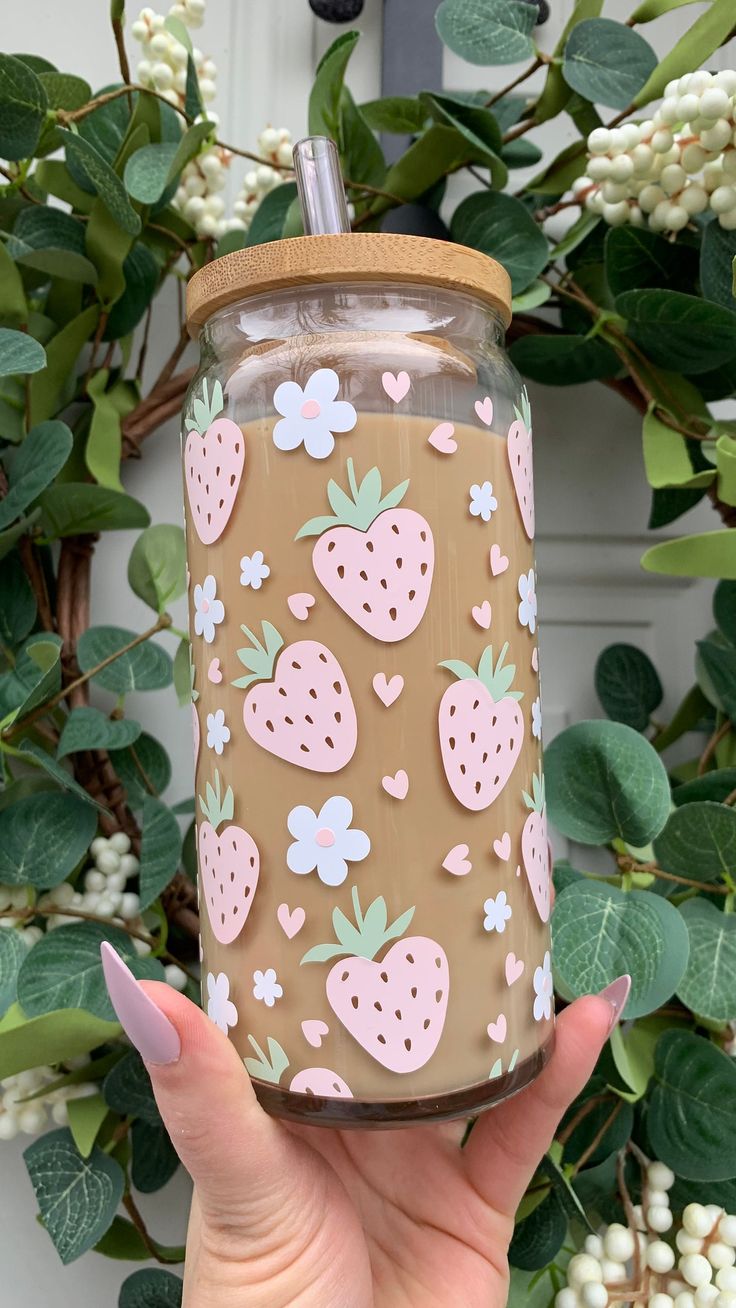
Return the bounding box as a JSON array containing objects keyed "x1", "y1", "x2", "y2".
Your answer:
[
  {"x1": 438, "y1": 642, "x2": 524, "y2": 811},
  {"x1": 302, "y1": 888, "x2": 449, "y2": 1073},
  {"x1": 242, "y1": 1035, "x2": 353, "y2": 1099},
  {"x1": 521, "y1": 765, "x2": 551, "y2": 924},
  {"x1": 234, "y1": 621, "x2": 357, "y2": 772},
  {"x1": 507, "y1": 387, "x2": 534, "y2": 540},
  {"x1": 198, "y1": 769, "x2": 259, "y2": 944},
  {"x1": 184, "y1": 378, "x2": 244, "y2": 545},
  {"x1": 297, "y1": 459, "x2": 434, "y2": 642}
]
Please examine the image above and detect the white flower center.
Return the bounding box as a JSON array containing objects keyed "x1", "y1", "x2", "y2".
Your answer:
[
  {"x1": 315, "y1": 826, "x2": 336, "y2": 848},
  {"x1": 300, "y1": 398, "x2": 321, "y2": 420}
]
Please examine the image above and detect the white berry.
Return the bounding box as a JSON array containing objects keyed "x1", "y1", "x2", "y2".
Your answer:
[
  {"x1": 581, "y1": 1285, "x2": 607, "y2": 1308},
  {"x1": 555, "y1": 1291, "x2": 579, "y2": 1308},
  {"x1": 685, "y1": 1207, "x2": 716, "y2": 1240},
  {"x1": 649, "y1": 1241, "x2": 677, "y2": 1273},
  {"x1": 604, "y1": 1224, "x2": 635, "y2": 1262},
  {"x1": 649, "y1": 1205, "x2": 674, "y2": 1232},
  {"x1": 710, "y1": 1246, "x2": 736, "y2": 1271},
  {"x1": 568, "y1": 1254, "x2": 603, "y2": 1288},
  {"x1": 650, "y1": 1296, "x2": 675, "y2": 1308},
  {"x1": 682, "y1": 1254, "x2": 714, "y2": 1288}
]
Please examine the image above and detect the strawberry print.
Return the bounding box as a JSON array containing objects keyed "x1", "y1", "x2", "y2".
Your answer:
[
  {"x1": 185, "y1": 378, "x2": 244, "y2": 545},
  {"x1": 243, "y1": 1034, "x2": 353, "y2": 1099},
  {"x1": 507, "y1": 387, "x2": 534, "y2": 540},
  {"x1": 302, "y1": 888, "x2": 449, "y2": 1074},
  {"x1": 521, "y1": 765, "x2": 551, "y2": 924},
  {"x1": 297, "y1": 459, "x2": 434, "y2": 643},
  {"x1": 234, "y1": 620, "x2": 357, "y2": 772},
  {"x1": 198, "y1": 769, "x2": 260, "y2": 945},
  {"x1": 438, "y1": 642, "x2": 524, "y2": 812}
]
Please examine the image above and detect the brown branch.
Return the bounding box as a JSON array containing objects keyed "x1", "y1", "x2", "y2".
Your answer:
[
  {"x1": 486, "y1": 56, "x2": 544, "y2": 109},
  {"x1": 574, "y1": 1100, "x2": 624, "y2": 1174},
  {"x1": 616, "y1": 853, "x2": 730, "y2": 895},
  {"x1": 557, "y1": 1092, "x2": 613, "y2": 1148},
  {"x1": 617, "y1": 1148, "x2": 643, "y2": 1292},
  {"x1": 0, "y1": 905, "x2": 197, "y2": 981},
  {"x1": 17, "y1": 538, "x2": 55, "y2": 632},
  {"x1": 501, "y1": 116, "x2": 538, "y2": 145},
  {"x1": 122, "y1": 1193, "x2": 183, "y2": 1266},
  {"x1": 699, "y1": 718, "x2": 732, "y2": 774},
  {"x1": 121, "y1": 367, "x2": 195, "y2": 457},
  {"x1": 111, "y1": 12, "x2": 132, "y2": 92}
]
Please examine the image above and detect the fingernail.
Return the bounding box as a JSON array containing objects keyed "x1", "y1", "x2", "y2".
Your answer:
[
  {"x1": 100, "y1": 942, "x2": 181, "y2": 1065},
  {"x1": 598, "y1": 974, "x2": 631, "y2": 1032}
]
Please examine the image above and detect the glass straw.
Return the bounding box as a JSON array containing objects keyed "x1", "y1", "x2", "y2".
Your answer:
[{"x1": 293, "y1": 136, "x2": 351, "y2": 236}]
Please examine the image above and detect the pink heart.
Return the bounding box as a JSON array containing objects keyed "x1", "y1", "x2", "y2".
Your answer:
[
  {"x1": 472, "y1": 601, "x2": 492, "y2": 630},
  {"x1": 287, "y1": 592, "x2": 315, "y2": 621},
  {"x1": 475, "y1": 396, "x2": 494, "y2": 426},
  {"x1": 428, "y1": 422, "x2": 457, "y2": 455},
  {"x1": 382, "y1": 370, "x2": 411, "y2": 403},
  {"x1": 493, "y1": 832, "x2": 511, "y2": 861},
  {"x1": 207, "y1": 657, "x2": 222, "y2": 684},
  {"x1": 489, "y1": 544, "x2": 509, "y2": 577},
  {"x1": 532, "y1": 647, "x2": 539, "y2": 672},
  {"x1": 487, "y1": 1013, "x2": 507, "y2": 1043},
  {"x1": 301, "y1": 1018, "x2": 329, "y2": 1048},
  {"x1": 505, "y1": 953, "x2": 525, "y2": 986},
  {"x1": 442, "y1": 843, "x2": 472, "y2": 876},
  {"x1": 382, "y1": 769, "x2": 409, "y2": 800},
  {"x1": 373, "y1": 672, "x2": 404, "y2": 707},
  {"x1": 277, "y1": 903, "x2": 305, "y2": 939}
]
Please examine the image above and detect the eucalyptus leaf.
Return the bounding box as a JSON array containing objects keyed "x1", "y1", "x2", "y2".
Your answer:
[
  {"x1": 59, "y1": 129, "x2": 141, "y2": 237},
  {"x1": 103, "y1": 1050, "x2": 161, "y2": 1125},
  {"x1": 0, "y1": 53, "x2": 47, "y2": 160},
  {"x1": 17, "y1": 741, "x2": 111, "y2": 814},
  {"x1": 0, "y1": 420, "x2": 72, "y2": 531},
  {"x1": 696, "y1": 639, "x2": 736, "y2": 722},
  {"x1": 57, "y1": 707, "x2": 142, "y2": 759},
  {"x1": 119, "y1": 1269, "x2": 184, "y2": 1308},
  {"x1": 677, "y1": 898, "x2": 736, "y2": 1022},
  {"x1": 28, "y1": 304, "x2": 99, "y2": 425},
  {"x1": 245, "y1": 183, "x2": 298, "y2": 247},
  {"x1": 0, "y1": 790, "x2": 97, "y2": 888},
  {"x1": 648, "y1": 1029, "x2": 736, "y2": 1180},
  {"x1": 17, "y1": 921, "x2": 165, "y2": 1021},
  {"x1": 0, "y1": 551, "x2": 36, "y2": 645},
  {"x1": 552, "y1": 881, "x2": 689, "y2": 1018},
  {"x1": 0, "y1": 931, "x2": 27, "y2": 1020},
  {"x1": 24, "y1": 1129, "x2": 124, "y2": 1264},
  {"x1": 139, "y1": 795, "x2": 183, "y2": 910},
  {"x1": 77, "y1": 625, "x2": 172, "y2": 695},
  {"x1": 0, "y1": 328, "x2": 45, "y2": 379},
  {"x1": 654, "y1": 801, "x2": 736, "y2": 884},
  {"x1": 128, "y1": 524, "x2": 186, "y2": 614},
  {"x1": 435, "y1": 0, "x2": 537, "y2": 65},
  {"x1": 562, "y1": 19, "x2": 657, "y2": 110},
  {"x1": 673, "y1": 770, "x2": 736, "y2": 807},
  {"x1": 594, "y1": 643, "x2": 663, "y2": 731},
  {"x1": 109, "y1": 733, "x2": 172, "y2": 807},
  {"x1": 40, "y1": 484, "x2": 150, "y2": 538},
  {"x1": 0, "y1": 1005, "x2": 120, "y2": 1080},
  {"x1": 104, "y1": 242, "x2": 160, "y2": 340},
  {"x1": 545, "y1": 719, "x2": 671, "y2": 846},
  {"x1": 131, "y1": 1119, "x2": 180, "y2": 1195},
  {"x1": 451, "y1": 191, "x2": 548, "y2": 295}
]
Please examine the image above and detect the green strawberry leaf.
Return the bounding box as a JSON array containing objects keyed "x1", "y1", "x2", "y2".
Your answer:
[
  {"x1": 377, "y1": 477, "x2": 410, "y2": 514},
  {"x1": 384, "y1": 905, "x2": 415, "y2": 943}
]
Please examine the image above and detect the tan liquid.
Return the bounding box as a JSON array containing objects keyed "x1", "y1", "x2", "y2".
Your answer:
[{"x1": 186, "y1": 399, "x2": 552, "y2": 1124}]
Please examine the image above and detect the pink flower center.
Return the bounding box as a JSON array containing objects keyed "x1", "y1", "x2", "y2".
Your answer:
[
  {"x1": 315, "y1": 827, "x2": 336, "y2": 848},
  {"x1": 200, "y1": 598, "x2": 210, "y2": 613},
  {"x1": 300, "y1": 398, "x2": 321, "y2": 420}
]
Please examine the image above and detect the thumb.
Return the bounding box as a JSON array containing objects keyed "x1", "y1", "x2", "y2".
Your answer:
[{"x1": 100, "y1": 943, "x2": 307, "y2": 1230}]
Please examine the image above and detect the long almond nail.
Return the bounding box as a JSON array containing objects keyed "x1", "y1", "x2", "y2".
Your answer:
[
  {"x1": 101, "y1": 942, "x2": 181, "y2": 1065},
  {"x1": 598, "y1": 974, "x2": 632, "y2": 1032}
]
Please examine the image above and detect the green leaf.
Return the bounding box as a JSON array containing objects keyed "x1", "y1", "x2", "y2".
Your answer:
[
  {"x1": 94, "y1": 1216, "x2": 149, "y2": 1261},
  {"x1": 714, "y1": 580, "x2": 736, "y2": 645},
  {"x1": 0, "y1": 327, "x2": 45, "y2": 379},
  {"x1": 562, "y1": 18, "x2": 657, "y2": 110},
  {"x1": 643, "y1": 530, "x2": 736, "y2": 580},
  {"x1": 17, "y1": 921, "x2": 164, "y2": 1021},
  {"x1": 109, "y1": 733, "x2": 171, "y2": 807},
  {"x1": 131, "y1": 1119, "x2": 179, "y2": 1194},
  {"x1": 648, "y1": 485, "x2": 706, "y2": 529},
  {"x1": 545, "y1": 719, "x2": 671, "y2": 846},
  {"x1": 340, "y1": 87, "x2": 387, "y2": 195},
  {"x1": 605, "y1": 225, "x2": 698, "y2": 298},
  {"x1": 609, "y1": 1020, "x2": 660, "y2": 1100},
  {"x1": 560, "y1": 1073, "x2": 634, "y2": 1162},
  {"x1": 184, "y1": 54, "x2": 203, "y2": 121},
  {"x1": 654, "y1": 801, "x2": 736, "y2": 883},
  {"x1": 633, "y1": 0, "x2": 736, "y2": 107},
  {"x1": 124, "y1": 121, "x2": 213, "y2": 205},
  {"x1": 697, "y1": 639, "x2": 736, "y2": 722},
  {"x1": 128, "y1": 524, "x2": 186, "y2": 614},
  {"x1": 594, "y1": 643, "x2": 663, "y2": 731},
  {"x1": 12, "y1": 205, "x2": 97, "y2": 283},
  {"x1": 0, "y1": 930, "x2": 27, "y2": 1020},
  {"x1": 420, "y1": 91, "x2": 506, "y2": 185},
  {"x1": 717, "y1": 434, "x2": 736, "y2": 508},
  {"x1": 119, "y1": 1269, "x2": 184, "y2": 1308},
  {"x1": 77, "y1": 625, "x2": 172, "y2": 695},
  {"x1": 244, "y1": 182, "x2": 298, "y2": 247},
  {"x1": 37, "y1": 71, "x2": 91, "y2": 112},
  {"x1": 510, "y1": 281, "x2": 551, "y2": 313},
  {"x1": 34, "y1": 158, "x2": 95, "y2": 210},
  {"x1": 0, "y1": 551, "x2": 36, "y2": 645},
  {"x1": 139, "y1": 796, "x2": 182, "y2": 910},
  {"x1": 40, "y1": 483, "x2": 150, "y2": 538},
  {"x1": 103, "y1": 1050, "x2": 160, "y2": 1125},
  {"x1": 677, "y1": 899, "x2": 736, "y2": 1022},
  {"x1": 17, "y1": 741, "x2": 110, "y2": 814},
  {"x1": 701, "y1": 221, "x2": 736, "y2": 312},
  {"x1": 57, "y1": 707, "x2": 142, "y2": 759},
  {"x1": 66, "y1": 1092, "x2": 109, "y2": 1160},
  {"x1": 673, "y1": 770, "x2": 736, "y2": 808},
  {"x1": 369, "y1": 124, "x2": 478, "y2": 218},
  {"x1": 642, "y1": 408, "x2": 711, "y2": 492},
  {"x1": 0, "y1": 53, "x2": 47, "y2": 160},
  {"x1": 508, "y1": 1192, "x2": 566, "y2": 1271},
  {"x1": 359, "y1": 96, "x2": 427, "y2": 134},
  {"x1": 0, "y1": 420, "x2": 72, "y2": 532},
  {"x1": 0, "y1": 631, "x2": 61, "y2": 721},
  {"x1": 450, "y1": 191, "x2": 548, "y2": 295},
  {"x1": 309, "y1": 31, "x2": 360, "y2": 137},
  {"x1": 104, "y1": 242, "x2": 160, "y2": 340},
  {"x1": 0, "y1": 790, "x2": 97, "y2": 888},
  {"x1": 85, "y1": 368, "x2": 123, "y2": 491},
  {"x1": 0, "y1": 241, "x2": 27, "y2": 326},
  {"x1": 0, "y1": 1004, "x2": 120, "y2": 1080},
  {"x1": 435, "y1": 0, "x2": 537, "y2": 65},
  {"x1": 648, "y1": 1029, "x2": 736, "y2": 1180},
  {"x1": 59, "y1": 128, "x2": 141, "y2": 236},
  {"x1": 616, "y1": 289, "x2": 736, "y2": 375},
  {"x1": 28, "y1": 304, "x2": 100, "y2": 425},
  {"x1": 552, "y1": 881, "x2": 689, "y2": 1018},
  {"x1": 508, "y1": 333, "x2": 619, "y2": 386},
  {"x1": 528, "y1": 139, "x2": 588, "y2": 198},
  {"x1": 534, "y1": 0, "x2": 603, "y2": 124},
  {"x1": 24, "y1": 1128, "x2": 124, "y2": 1264},
  {"x1": 630, "y1": 0, "x2": 702, "y2": 17}
]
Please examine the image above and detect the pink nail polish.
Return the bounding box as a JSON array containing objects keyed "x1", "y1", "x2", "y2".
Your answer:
[
  {"x1": 100, "y1": 942, "x2": 181, "y2": 1066},
  {"x1": 598, "y1": 974, "x2": 632, "y2": 1032}
]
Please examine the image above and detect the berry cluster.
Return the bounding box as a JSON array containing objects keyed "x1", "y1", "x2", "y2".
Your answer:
[
  {"x1": 556, "y1": 1163, "x2": 736, "y2": 1307},
  {"x1": 231, "y1": 126, "x2": 294, "y2": 232},
  {"x1": 0, "y1": 1064, "x2": 98, "y2": 1142},
  {"x1": 131, "y1": 3, "x2": 213, "y2": 108},
  {"x1": 42, "y1": 831, "x2": 142, "y2": 927},
  {"x1": 574, "y1": 70, "x2": 736, "y2": 234}
]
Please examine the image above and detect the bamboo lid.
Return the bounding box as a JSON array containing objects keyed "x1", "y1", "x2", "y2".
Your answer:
[{"x1": 186, "y1": 233, "x2": 512, "y2": 335}]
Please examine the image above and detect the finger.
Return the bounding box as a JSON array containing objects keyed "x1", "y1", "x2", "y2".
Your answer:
[
  {"x1": 100, "y1": 943, "x2": 309, "y2": 1231},
  {"x1": 464, "y1": 976, "x2": 630, "y2": 1218}
]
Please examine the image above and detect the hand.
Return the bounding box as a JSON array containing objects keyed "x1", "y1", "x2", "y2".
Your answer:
[{"x1": 101, "y1": 944, "x2": 628, "y2": 1308}]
